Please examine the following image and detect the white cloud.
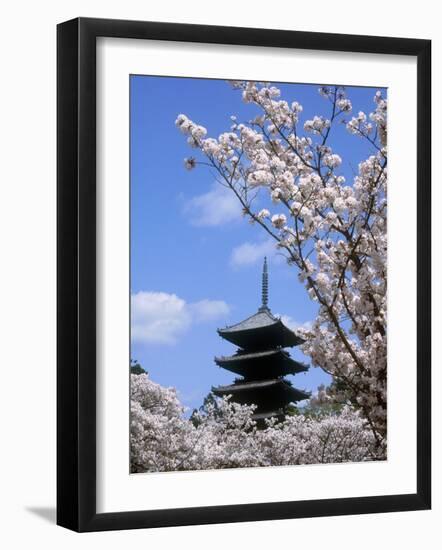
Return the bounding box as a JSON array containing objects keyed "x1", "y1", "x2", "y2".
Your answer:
[
  {"x1": 131, "y1": 292, "x2": 191, "y2": 345},
  {"x1": 230, "y1": 239, "x2": 275, "y2": 268},
  {"x1": 278, "y1": 314, "x2": 312, "y2": 332},
  {"x1": 183, "y1": 183, "x2": 241, "y2": 227},
  {"x1": 131, "y1": 291, "x2": 229, "y2": 345},
  {"x1": 189, "y1": 299, "x2": 230, "y2": 322}
]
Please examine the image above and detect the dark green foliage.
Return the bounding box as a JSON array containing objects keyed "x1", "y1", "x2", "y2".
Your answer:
[
  {"x1": 130, "y1": 359, "x2": 147, "y2": 376},
  {"x1": 284, "y1": 404, "x2": 300, "y2": 416},
  {"x1": 300, "y1": 379, "x2": 350, "y2": 418},
  {"x1": 301, "y1": 400, "x2": 345, "y2": 418},
  {"x1": 190, "y1": 392, "x2": 221, "y2": 427}
]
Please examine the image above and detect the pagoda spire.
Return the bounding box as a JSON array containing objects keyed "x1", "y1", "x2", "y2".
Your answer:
[{"x1": 261, "y1": 257, "x2": 269, "y2": 310}]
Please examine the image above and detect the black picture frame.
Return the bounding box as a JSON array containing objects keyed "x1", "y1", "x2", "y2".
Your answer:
[{"x1": 57, "y1": 17, "x2": 431, "y2": 532}]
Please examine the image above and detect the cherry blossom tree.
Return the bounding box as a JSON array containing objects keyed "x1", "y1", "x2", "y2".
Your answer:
[
  {"x1": 131, "y1": 374, "x2": 382, "y2": 473},
  {"x1": 176, "y1": 83, "x2": 387, "y2": 449}
]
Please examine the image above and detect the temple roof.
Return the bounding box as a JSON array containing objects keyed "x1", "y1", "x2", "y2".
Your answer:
[
  {"x1": 217, "y1": 307, "x2": 304, "y2": 349},
  {"x1": 217, "y1": 257, "x2": 305, "y2": 349},
  {"x1": 220, "y1": 307, "x2": 279, "y2": 333},
  {"x1": 215, "y1": 348, "x2": 308, "y2": 377},
  {"x1": 212, "y1": 378, "x2": 310, "y2": 403},
  {"x1": 212, "y1": 258, "x2": 311, "y2": 420}
]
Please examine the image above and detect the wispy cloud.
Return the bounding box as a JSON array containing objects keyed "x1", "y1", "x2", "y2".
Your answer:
[
  {"x1": 230, "y1": 239, "x2": 275, "y2": 268},
  {"x1": 278, "y1": 314, "x2": 312, "y2": 332},
  {"x1": 131, "y1": 291, "x2": 229, "y2": 345},
  {"x1": 183, "y1": 183, "x2": 241, "y2": 227},
  {"x1": 189, "y1": 299, "x2": 230, "y2": 322}
]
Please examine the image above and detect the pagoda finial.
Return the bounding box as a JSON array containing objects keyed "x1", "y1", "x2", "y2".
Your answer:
[{"x1": 261, "y1": 257, "x2": 269, "y2": 309}]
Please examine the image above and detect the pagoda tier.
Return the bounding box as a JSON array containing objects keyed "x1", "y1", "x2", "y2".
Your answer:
[
  {"x1": 212, "y1": 379, "x2": 310, "y2": 410},
  {"x1": 215, "y1": 348, "x2": 308, "y2": 379},
  {"x1": 212, "y1": 258, "x2": 310, "y2": 424},
  {"x1": 217, "y1": 307, "x2": 304, "y2": 351}
]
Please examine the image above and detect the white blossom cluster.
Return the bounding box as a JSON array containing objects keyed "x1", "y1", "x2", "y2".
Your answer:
[
  {"x1": 176, "y1": 83, "x2": 388, "y2": 448},
  {"x1": 130, "y1": 374, "x2": 383, "y2": 473}
]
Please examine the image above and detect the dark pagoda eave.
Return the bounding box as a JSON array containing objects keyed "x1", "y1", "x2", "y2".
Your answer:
[
  {"x1": 212, "y1": 379, "x2": 310, "y2": 402},
  {"x1": 214, "y1": 378, "x2": 286, "y2": 392},
  {"x1": 216, "y1": 348, "x2": 289, "y2": 363},
  {"x1": 214, "y1": 348, "x2": 308, "y2": 375},
  {"x1": 217, "y1": 316, "x2": 304, "y2": 349},
  {"x1": 218, "y1": 307, "x2": 303, "y2": 337}
]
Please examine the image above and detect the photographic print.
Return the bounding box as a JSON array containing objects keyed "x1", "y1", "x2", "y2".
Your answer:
[{"x1": 129, "y1": 76, "x2": 388, "y2": 474}]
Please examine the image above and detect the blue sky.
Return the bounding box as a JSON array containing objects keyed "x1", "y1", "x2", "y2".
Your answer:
[{"x1": 130, "y1": 75, "x2": 384, "y2": 413}]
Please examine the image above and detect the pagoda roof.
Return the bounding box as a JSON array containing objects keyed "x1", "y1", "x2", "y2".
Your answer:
[
  {"x1": 215, "y1": 348, "x2": 308, "y2": 377},
  {"x1": 217, "y1": 307, "x2": 304, "y2": 350},
  {"x1": 212, "y1": 378, "x2": 310, "y2": 403}
]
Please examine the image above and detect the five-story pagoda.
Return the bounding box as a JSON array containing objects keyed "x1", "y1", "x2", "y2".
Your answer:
[{"x1": 212, "y1": 258, "x2": 310, "y2": 423}]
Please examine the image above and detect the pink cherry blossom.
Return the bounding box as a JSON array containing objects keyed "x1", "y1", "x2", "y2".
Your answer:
[
  {"x1": 176, "y1": 84, "x2": 388, "y2": 448},
  {"x1": 131, "y1": 374, "x2": 383, "y2": 473}
]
